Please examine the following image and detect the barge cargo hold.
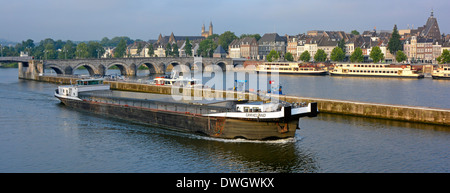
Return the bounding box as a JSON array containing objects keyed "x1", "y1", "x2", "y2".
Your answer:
[{"x1": 55, "y1": 79, "x2": 318, "y2": 140}]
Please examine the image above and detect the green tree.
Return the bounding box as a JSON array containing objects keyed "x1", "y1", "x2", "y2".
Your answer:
[
  {"x1": 0, "y1": 45, "x2": 18, "y2": 57},
  {"x1": 395, "y1": 50, "x2": 407, "y2": 63},
  {"x1": 266, "y1": 50, "x2": 280, "y2": 62},
  {"x1": 102, "y1": 36, "x2": 133, "y2": 47},
  {"x1": 330, "y1": 47, "x2": 345, "y2": 62},
  {"x1": 87, "y1": 41, "x2": 105, "y2": 58},
  {"x1": 437, "y1": 49, "x2": 450, "y2": 64},
  {"x1": 314, "y1": 49, "x2": 327, "y2": 62},
  {"x1": 136, "y1": 42, "x2": 143, "y2": 56},
  {"x1": 206, "y1": 34, "x2": 219, "y2": 40},
  {"x1": 299, "y1": 51, "x2": 311, "y2": 62},
  {"x1": 165, "y1": 43, "x2": 172, "y2": 57},
  {"x1": 76, "y1": 42, "x2": 89, "y2": 59},
  {"x1": 58, "y1": 40, "x2": 76, "y2": 59},
  {"x1": 100, "y1": 37, "x2": 110, "y2": 46},
  {"x1": 32, "y1": 44, "x2": 44, "y2": 59},
  {"x1": 285, "y1": 52, "x2": 294, "y2": 61},
  {"x1": 44, "y1": 42, "x2": 56, "y2": 60},
  {"x1": 239, "y1": 34, "x2": 261, "y2": 41},
  {"x1": 18, "y1": 39, "x2": 35, "y2": 56},
  {"x1": 198, "y1": 39, "x2": 217, "y2": 57},
  {"x1": 351, "y1": 30, "x2": 360, "y2": 35},
  {"x1": 350, "y1": 47, "x2": 364, "y2": 63},
  {"x1": 184, "y1": 38, "x2": 192, "y2": 57},
  {"x1": 147, "y1": 43, "x2": 154, "y2": 57},
  {"x1": 388, "y1": 24, "x2": 402, "y2": 55},
  {"x1": 370, "y1": 46, "x2": 384, "y2": 63},
  {"x1": 218, "y1": 31, "x2": 238, "y2": 53},
  {"x1": 23, "y1": 39, "x2": 35, "y2": 49},
  {"x1": 114, "y1": 38, "x2": 127, "y2": 58},
  {"x1": 338, "y1": 39, "x2": 346, "y2": 53},
  {"x1": 172, "y1": 43, "x2": 179, "y2": 57}
]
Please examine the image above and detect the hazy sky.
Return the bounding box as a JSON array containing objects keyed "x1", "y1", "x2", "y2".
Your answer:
[{"x1": 1, "y1": 0, "x2": 449, "y2": 42}]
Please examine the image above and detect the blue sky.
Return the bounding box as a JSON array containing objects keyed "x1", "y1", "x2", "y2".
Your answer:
[{"x1": 1, "y1": 0, "x2": 449, "y2": 42}]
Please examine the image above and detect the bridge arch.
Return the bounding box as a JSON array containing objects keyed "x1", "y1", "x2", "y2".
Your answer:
[
  {"x1": 214, "y1": 60, "x2": 228, "y2": 71},
  {"x1": 105, "y1": 61, "x2": 129, "y2": 76},
  {"x1": 45, "y1": 64, "x2": 65, "y2": 75},
  {"x1": 73, "y1": 63, "x2": 97, "y2": 76},
  {"x1": 136, "y1": 61, "x2": 164, "y2": 76},
  {"x1": 192, "y1": 61, "x2": 205, "y2": 71},
  {"x1": 166, "y1": 60, "x2": 186, "y2": 73}
]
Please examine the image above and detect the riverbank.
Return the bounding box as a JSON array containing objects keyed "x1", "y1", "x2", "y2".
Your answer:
[
  {"x1": 27, "y1": 75, "x2": 450, "y2": 126},
  {"x1": 0, "y1": 63, "x2": 18, "y2": 68}
]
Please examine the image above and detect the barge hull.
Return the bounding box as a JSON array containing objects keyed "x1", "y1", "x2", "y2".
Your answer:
[{"x1": 57, "y1": 97, "x2": 298, "y2": 140}]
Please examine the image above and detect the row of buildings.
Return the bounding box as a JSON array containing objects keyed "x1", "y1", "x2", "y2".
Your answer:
[{"x1": 107, "y1": 11, "x2": 450, "y2": 64}]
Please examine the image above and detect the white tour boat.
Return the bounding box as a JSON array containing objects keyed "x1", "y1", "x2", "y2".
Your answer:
[
  {"x1": 256, "y1": 62, "x2": 328, "y2": 75},
  {"x1": 54, "y1": 78, "x2": 110, "y2": 101},
  {"x1": 330, "y1": 63, "x2": 424, "y2": 78},
  {"x1": 431, "y1": 64, "x2": 450, "y2": 79},
  {"x1": 152, "y1": 70, "x2": 201, "y2": 87}
]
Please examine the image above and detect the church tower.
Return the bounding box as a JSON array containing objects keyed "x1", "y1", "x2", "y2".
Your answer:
[
  {"x1": 201, "y1": 21, "x2": 213, "y2": 38},
  {"x1": 420, "y1": 10, "x2": 441, "y2": 40},
  {"x1": 209, "y1": 21, "x2": 213, "y2": 36}
]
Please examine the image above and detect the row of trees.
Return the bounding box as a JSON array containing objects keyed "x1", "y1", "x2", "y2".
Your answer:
[
  {"x1": 1, "y1": 31, "x2": 249, "y2": 59},
  {"x1": 268, "y1": 25, "x2": 410, "y2": 63},
  {"x1": 1, "y1": 37, "x2": 137, "y2": 60},
  {"x1": 267, "y1": 45, "x2": 409, "y2": 63},
  {"x1": 195, "y1": 31, "x2": 261, "y2": 58}
]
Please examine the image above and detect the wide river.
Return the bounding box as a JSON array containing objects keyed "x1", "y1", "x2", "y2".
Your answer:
[{"x1": 0, "y1": 68, "x2": 448, "y2": 172}]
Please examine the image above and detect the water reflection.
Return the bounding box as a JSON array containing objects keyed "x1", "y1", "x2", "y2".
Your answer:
[{"x1": 162, "y1": 135, "x2": 320, "y2": 173}]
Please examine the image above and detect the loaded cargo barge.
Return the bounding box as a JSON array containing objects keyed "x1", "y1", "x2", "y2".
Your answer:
[{"x1": 54, "y1": 78, "x2": 318, "y2": 140}]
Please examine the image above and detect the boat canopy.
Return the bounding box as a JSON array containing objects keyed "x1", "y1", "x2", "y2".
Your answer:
[{"x1": 76, "y1": 79, "x2": 104, "y2": 86}]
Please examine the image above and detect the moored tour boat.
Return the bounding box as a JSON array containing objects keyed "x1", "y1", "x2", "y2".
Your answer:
[
  {"x1": 54, "y1": 78, "x2": 318, "y2": 140},
  {"x1": 330, "y1": 63, "x2": 424, "y2": 78},
  {"x1": 256, "y1": 62, "x2": 328, "y2": 75},
  {"x1": 151, "y1": 70, "x2": 202, "y2": 87},
  {"x1": 431, "y1": 64, "x2": 450, "y2": 80}
]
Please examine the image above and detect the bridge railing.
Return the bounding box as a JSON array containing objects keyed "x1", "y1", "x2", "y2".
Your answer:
[{"x1": 0, "y1": 56, "x2": 34, "y2": 62}]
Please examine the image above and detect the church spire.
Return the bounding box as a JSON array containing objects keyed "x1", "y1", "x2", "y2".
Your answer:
[{"x1": 209, "y1": 21, "x2": 213, "y2": 36}]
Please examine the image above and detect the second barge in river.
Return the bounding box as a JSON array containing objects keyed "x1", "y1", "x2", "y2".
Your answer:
[{"x1": 55, "y1": 79, "x2": 318, "y2": 140}]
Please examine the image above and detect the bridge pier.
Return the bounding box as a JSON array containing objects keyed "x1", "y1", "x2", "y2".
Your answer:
[
  {"x1": 18, "y1": 62, "x2": 25, "y2": 78},
  {"x1": 18, "y1": 60, "x2": 41, "y2": 80},
  {"x1": 127, "y1": 63, "x2": 136, "y2": 76}
]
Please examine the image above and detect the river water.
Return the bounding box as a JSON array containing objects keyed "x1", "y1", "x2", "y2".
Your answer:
[{"x1": 0, "y1": 68, "x2": 449, "y2": 173}]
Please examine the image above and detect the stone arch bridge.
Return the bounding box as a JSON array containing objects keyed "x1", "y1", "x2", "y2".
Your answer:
[{"x1": 42, "y1": 57, "x2": 238, "y2": 76}]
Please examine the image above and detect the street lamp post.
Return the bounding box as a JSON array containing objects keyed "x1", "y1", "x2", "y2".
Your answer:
[{"x1": 96, "y1": 48, "x2": 100, "y2": 59}]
